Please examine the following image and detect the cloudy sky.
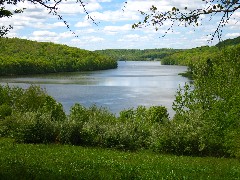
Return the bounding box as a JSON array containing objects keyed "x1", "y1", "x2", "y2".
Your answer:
[{"x1": 1, "y1": 0, "x2": 240, "y2": 50}]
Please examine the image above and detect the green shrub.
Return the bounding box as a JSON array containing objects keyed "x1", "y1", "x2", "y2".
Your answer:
[
  {"x1": 224, "y1": 127, "x2": 240, "y2": 159},
  {"x1": 14, "y1": 85, "x2": 48, "y2": 112},
  {"x1": 40, "y1": 96, "x2": 66, "y2": 121},
  {"x1": 102, "y1": 120, "x2": 152, "y2": 151},
  {"x1": 69, "y1": 103, "x2": 89, "y2": 123},
  {"x1": 0, "y1": 104, "x2": 12, "y2": 119},
  {"x1": 147, "y1": 106, "x2": 169, "y2": 123},
  {"x1": 119, "y1": 106, "x2": 169, "y2": 123},
  {"x1": 63, "y1": 104, "x2": 116, "y2": 146},
  {"x1": 150, "y1": 109, "x2": 229, "y2": 156},
  {"x1": 59, "y1": 120, "x2": 84, "y2": 145},
  {"x1": 2, "y1": 112, "x2": 60, "y2": 143}
]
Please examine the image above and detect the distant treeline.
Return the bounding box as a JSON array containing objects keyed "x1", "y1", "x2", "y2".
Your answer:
[
  {"x1": 0, "y1": 38, "x2": 117, "y2": 76},
  {"x1": 216, "y1": 36, "x2": 240, "y2": 48},
  {"x1": 95, "y1": 48, "x2": 182, "y2": 61},
  {"x1": 95, "y1": 36, "x2": 240, "y2": 66},
  {"x1": 160, "y1": 36, "x2": 240, "y2": 66}
]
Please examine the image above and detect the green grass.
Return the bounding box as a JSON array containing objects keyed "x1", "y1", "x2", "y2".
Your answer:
[{"x1": 0, "y1": 138, "x2": 240, "y2": 180}]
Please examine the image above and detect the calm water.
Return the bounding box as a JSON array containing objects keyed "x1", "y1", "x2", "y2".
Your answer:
[{"x1": 0, "y1": 61, "x2": 189, "y2": 117}]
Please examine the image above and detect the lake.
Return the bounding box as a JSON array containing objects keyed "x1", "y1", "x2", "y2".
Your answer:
[{"x1": 0, "y1": 61, "x2": 189, "y2": 117}]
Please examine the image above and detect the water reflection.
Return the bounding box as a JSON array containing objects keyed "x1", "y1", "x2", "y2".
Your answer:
[{"x1": 0, "y1": 61, "x2": 189, "y2": 117}]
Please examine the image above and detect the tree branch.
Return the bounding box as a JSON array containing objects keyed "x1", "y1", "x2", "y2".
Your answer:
[{"x1": 132, "y1": 0, "x2": 240, "y2": 41}]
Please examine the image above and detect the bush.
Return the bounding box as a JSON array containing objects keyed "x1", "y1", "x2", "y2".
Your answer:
[
  {"x1": 62, "y1": 105, "x2": 160, "y2": 150},
  {"x1": 62, "y1": 104, "x2": 116, "y2": 146},
  {"x1": 14, "y1": 85, "x2": 48, "y2": 112},
  {"x1": 147, "y1": 106, "x2": 169, "y2": 123},
  {"x1": 166, "y1": 45, "x2": 240, "y2": 157},
  {"x1": 224, "y1": 127, "x2": 240, "y2": 159},
  {"x1": 0, "y1": 104, "x2": 12, "y2": 119},
  {"x1": 102, "y1": 120, "x2": 152, "y2": 151},
  {"x1": 1, "y1": 112, "x2": 60, "y2": 143},
  {"x1": 40, "y1": 96, "x2": 66, "y2": 121},
  {"x1": 119, "y1": 106, "x2": 169, "y2": 123}
]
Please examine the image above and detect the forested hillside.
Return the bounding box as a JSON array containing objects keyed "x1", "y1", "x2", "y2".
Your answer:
[
  {"x1": 161, "y1": 36, "x2": 240, "y2": 66},
  {"x1": 95, "y1": 48, "x2": 181, "y2": 61},
  {"x1": 95, "y1": 36, "x2": 240, "y2": 66},
  {"x1": 216, "y1": 36, "x2": 240, "y2": 48},
  {"x1": 0, "y1": 38, "x2": 117, "y2": 76}
]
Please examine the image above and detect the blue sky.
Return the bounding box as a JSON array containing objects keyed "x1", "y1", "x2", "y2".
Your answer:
[{"x1": 1, "y1": 0, "x2": 240, "y2": 50}]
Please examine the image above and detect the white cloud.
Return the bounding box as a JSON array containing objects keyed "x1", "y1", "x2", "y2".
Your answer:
[
  {"x1": 56, "y1": 0, "x2": 102, "y2": 14},
  {"x1": 83, "y1": 36, "x2": 105, "y2": 42},
  {"x1": 89, "y1": 10, "x2": 140, "y2": 22},
  {"x1": 59, "y1": 32, "x2": 76, "y2": 38},
  {"x1": 75, "y1": 21, "x2": 92, "y2": 28},
  {"x1": 103, "y1": 24, "x2": 132, "y2": 34},
  {"x1": 118, "y1": 34, "x2": 150, "y2": 42},
  {"x1": 225, "y1": 33, "x2": 240, "y2": 38},
  {"x1": 29, "y1": 36, "x2": 60, "y2": 42},
  {"x1": 71, "y1": 36, "x2": 104, "y2": 46},
  {"x1": 31, "y1": 22, "x2": 66, "y2": 30},
  {"x1": 76, "y1": 28, "x2": 97, "y2": 34},
  {"x1": 124, "y1": 0, "x2": 170, "y2": 12},
  {"x1": 232, "y1": 12, "x2": 240, "y2": 19},
  {"x1": 32, "y1": 31, "x2": 58, "y2": 37}
]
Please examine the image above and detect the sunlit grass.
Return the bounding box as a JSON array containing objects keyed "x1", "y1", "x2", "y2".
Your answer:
[{"x1": 1, "y1": 138, "x2": 239, "y2": 179}]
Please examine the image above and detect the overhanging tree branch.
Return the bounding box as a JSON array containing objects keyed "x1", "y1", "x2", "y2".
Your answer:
[
  {"x1": 132, "y1": 0, "x2": 240, "y2": 41},
  {"x1": 0, "y1": 0, "x2": 97, "y2": 37}
]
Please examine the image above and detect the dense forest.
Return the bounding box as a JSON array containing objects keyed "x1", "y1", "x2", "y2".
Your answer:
[
  {"x1": 0, "y1": 38, "x2": 117, "y2": 76},
  {"x1": 216, "y1": 36, "x2": 240, "y2": 48},
  {"x1": 95, "y1": 36, "x2": 240, "y2": 67},
  {"x1": 160, "y1": 36, "x2": 240, "y2": 66},
  {"x1": 95, "y1": 48, "x2": 181, "y2": 61}
]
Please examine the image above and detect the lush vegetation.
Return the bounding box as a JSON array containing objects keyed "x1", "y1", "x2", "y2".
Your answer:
[
  {"x1": 1, "y1": 138, "x2": 240, "y2": 180},
  {"x1": 0, "y1": 43, "x2": 240, "y2": 157},
  {"x1": 216, "y1": 36, "x2": 240, "y2": 48},
  {"x1": 0, "y1": 36, "x2": 240, "y2": 178},
  {"x1": 0, "y1": 84, "x2": 169, "y2": 151},
  {"x1": 161, "y1": 36, "x2": 240, "y2": 66},
  {"x1": 169, "y1": 44, "x2": 240, "y2": 157},
  {"x1": 95, "y1": 48, "x2": 181, "y2": 61},
  {"x1": 0, "y1": 38, "x2": 117, "y2": 76}
]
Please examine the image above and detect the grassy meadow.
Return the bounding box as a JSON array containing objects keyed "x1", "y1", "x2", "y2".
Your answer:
[{"x1": 1, "y1": 138, "x2": 240, "y2": 180}]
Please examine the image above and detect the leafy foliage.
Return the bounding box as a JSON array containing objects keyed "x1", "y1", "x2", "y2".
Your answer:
[
  {"x1": 216, "y1": 36, "x2": 240, "y2": 48},
  {"x1": 169, "y1": 44, "x2": 240, "y2": 157},
  {"x1": 0, "y1": 38, "x2": 117, "y2": 75},
  {"x1": 0, "y1": 44, "x2": 239, "y2": 158},
  {"x1": 95, "y1": 48, "x2": 181, "y2": 61}
]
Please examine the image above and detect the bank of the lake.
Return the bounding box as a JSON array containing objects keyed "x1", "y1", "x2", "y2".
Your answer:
[{"x1": 0, "y1": 61, "x2": 189, "y2": 117}]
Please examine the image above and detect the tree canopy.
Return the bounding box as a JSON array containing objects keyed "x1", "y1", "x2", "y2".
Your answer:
[{"x1": 0, "y1": 37, "x2": 117, "y2": 75}]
